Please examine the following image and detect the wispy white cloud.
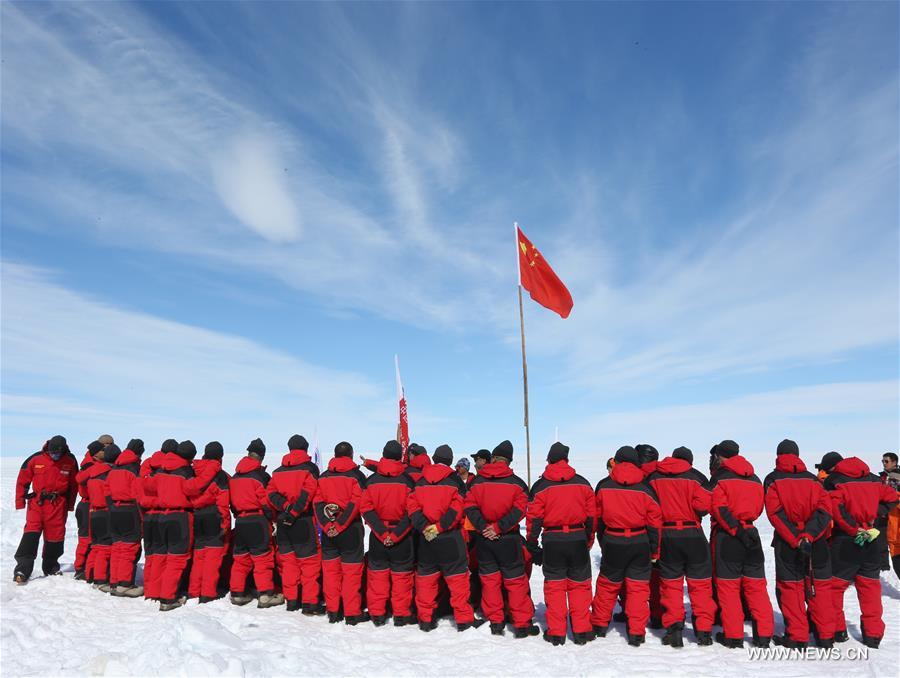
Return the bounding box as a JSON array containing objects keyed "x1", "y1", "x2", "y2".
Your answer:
[{"x1": 0, "y1": 262, "x2": 395, "y2": 456}]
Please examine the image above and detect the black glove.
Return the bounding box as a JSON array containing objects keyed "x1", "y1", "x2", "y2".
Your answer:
[
  {"x1": 798, "y1": 538, "x2": 812, "y2": 558},
  {"x1": 278, "y1": 511, "x2": 294, "y2": 526},
  {"x1": 737, "y1": 526, "x2": 756, "y2": 550},
  {"x1": 526, "y1": 541, "x2": 544, "y2": 566}
]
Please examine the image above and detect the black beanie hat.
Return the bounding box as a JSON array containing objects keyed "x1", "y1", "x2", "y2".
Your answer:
[
  {"x1": 334, "y1": 441, "x2": 353, "y2": 458},
  {"x1": 383, "y1": 440, "x2": 402, "y2": 460},
  {"x1": 776, "y1": 439, "x2": 799, "y2": 456},
  {"x1": 408, "y1": 443, "x2": 426, "y2": 456},
  {"x1": 614, "y1": 445, "x2": 639, "y2": 466},
  {"x1": 87, "y1": 440, "x2": 104, "y2": 457},
  {"x1": 815, "y1": 451, "x2": 843, "y2": 472},
  {"x1": 161, "y1": 439, "x2": 178, "y2": 454},
  {"x1": 492, "y1": 440, "x2": 514, "y2": 461},
  {"x1": 433, "y1": 444, "x2": 453, "y2": 466},
  {"x1": 672, "y1": 446, "x2": 694, "y2": 464},
  {"x1": 126, "y1": 439, "x2": 145, "y2": 457},
  {"x1": 177, "y1": 440, "x2": 197, "y2": 460},
  {"x1": 204, "y1": 441, "x2": 224, "y2": 461},
  {"x1": 104, "y1": 443, "x2": 122, "y2": 465},
  {"x1": 717, "y1": 440, "x2": 739, "y2": 458},
  {"x1": 47, "y1": 435, "x2": 67, "y2": 453},
  {"x1": 288, "y1": 434, "x2": 309, "y2": 451},
  {"x1": 635, "y1": 444, "x2": 659, "y2": 464},
  {"x1": 547, "y1": 442, "x2": 569, "y2": 464},
  {"x1": 247, "y1": 438, "x2": 266, "y2": 458}
]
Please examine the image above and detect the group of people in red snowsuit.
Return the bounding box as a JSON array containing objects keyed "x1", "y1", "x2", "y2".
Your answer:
[{"x1": 13, "y1": 433, "x2": 897, "y2": 650}]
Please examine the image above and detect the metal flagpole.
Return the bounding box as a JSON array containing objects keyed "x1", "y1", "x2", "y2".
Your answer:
[{"x1": 515, "y1": 222, "x2": 532, "y2": 486}]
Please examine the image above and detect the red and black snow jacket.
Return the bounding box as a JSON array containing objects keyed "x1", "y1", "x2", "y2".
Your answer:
[
  {"x1": 107, "y1": 450, "x2": 143, "y2": 506},
  {"x1": 526, "y1": 460, "x2": 596, "y2": 544},
  {"x1": 825, "y1": 457, "x2": 899, "y2": 536},
  {"x1": 267, "y1": 449, "x2": 319, "y2": 519},
  {"x1": 464, "y1": 462, "x2": 529, "y2": 535},
  {"x1": 77, "y1": 452, "x2": 95, "y2": 501},
  {"x1": 138, "y1": 451, "x2": 165, "y2": 510},
  {"x1": 16, "y1": 448, "x2": 79, "y2": 510},
  {"x1": 408, "y1": 464, "x2": 465, "y2": 533},
  {"x1": 594, "y1": 461, "x2": 662, "y2": 559},
  {"x1": 76, "y1": 461, "x2": 112, "y2": 511},
  {"x1": 142, "y1": 453, "x2": 217, "y2": 511},
  {"x1": 229, "y1": 456, "x2": 273, "y2": 518},
  {"x1": 640, "y1": 461, "x2": 658, "y2": 478},
  {"x1": 646, "y1": 456, "x2": 710, "y2": 528},
  {"x1": 314, "y1": 456, "x2": 366, "y2": 534},
  {"x1": 708, "y1": 455, "x2": 764, "y2": 536},
  {"x1": 361, "y1": 457, "x2": 415, "y2": 542},
  {"x1": 405, "y1": 454, "x2": 432, "y2": 484},
  {"x1": 763, "y1": 454, "x2": 832, "y2": 546},
  {"x1": 192, "y1": 459, "x2": 231, "y2": 533}
]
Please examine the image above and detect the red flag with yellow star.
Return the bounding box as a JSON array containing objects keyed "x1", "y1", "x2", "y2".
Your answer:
[{"x1": 516, "y1": 225, "x2": 573, "y2": 318}]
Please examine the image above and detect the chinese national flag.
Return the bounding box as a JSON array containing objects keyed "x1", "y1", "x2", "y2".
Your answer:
[{"x1": 516, "y1": 226, "x2": 573, "y2": 318}]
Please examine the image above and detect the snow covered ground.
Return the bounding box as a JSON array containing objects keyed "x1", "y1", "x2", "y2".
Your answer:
[{"x1": 1, "y1": 455, "x2": 897, "y2": 677}]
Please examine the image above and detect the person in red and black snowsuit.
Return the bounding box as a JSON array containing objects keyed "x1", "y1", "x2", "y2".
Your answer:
[
  {"x1": 141, "y1": 440, "x2": 217, "y2": 611},
  {"x1": 589, "y1": 445, "x2": 662, "y2": 646},
  {"x1": 189, "y1": 441, "x2": 231, "y2": 603},
  {"x1": 76, "y1": 443, "x2": 117, "y2": 589},
  {"x1": 708, "y1": 439, "x2": 774, "y2": 649},
  {"x1": 107, "y1": 439, "x2": 145, "y2": 597},
  {"x1": 408, "y1": 444, "x2": 481, "y2": 632},
  {"x1": 763, "y1": 439, "x2": 834, "y2": 649},
  {"x1": 635, "y1": 443, "x2": 664, "y2": 629},
  {"x1": 267, "y1": 434, "x2": 322, "y2": 614},
  {"x1": 229, "y1": 438, "x2": 282, "y2": 608},
  {"x1": 139, "y1": 439, "x2": 172, "y2": 600},
  {"x1": 645, "y1": 446, "x2": 716, "y2": 648},
  {"x1": 826, "y1": 455, "x2": 898, "y2": 648},
  {"x1": 13, "y1": 435, "x2": 78, "y2": 583},
  {"x1": 315, "y1": 441, "x2": 368, "y2": 624},
  {"x1": 404, "y1": 443, "x2": 432, "y2": 484},
  {"x1": 73, "y1": 440, "x2": 103, "y2": 580},
  {"x1": 526, "y1": 442, "x2": 596, "y2": 646},
  {"x1": 361, "y1": 440, "x2": 416, "y2": 627},
  {"x1": 464, "y1": 440, "x2": 538, "y2": 638}
]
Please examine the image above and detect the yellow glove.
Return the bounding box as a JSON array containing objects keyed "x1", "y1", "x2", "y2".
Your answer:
[
  {"x1": 866, "y1": 528, "x2": 880, "y2": 542},
  {"x1": 423, "y1": 524, "x2": 439, "y2": 542}
]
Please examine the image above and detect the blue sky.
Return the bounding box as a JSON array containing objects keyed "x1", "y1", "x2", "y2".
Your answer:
[{"x1": 2, "y1": 2, "x2": 897, "y2": 474}]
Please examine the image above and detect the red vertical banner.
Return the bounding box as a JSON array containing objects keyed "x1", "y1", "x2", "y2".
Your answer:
[{"x1": 395, "y1": 355, "x2": 409, "y2": 463}]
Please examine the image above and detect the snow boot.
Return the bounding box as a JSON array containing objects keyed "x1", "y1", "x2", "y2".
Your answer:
[
  {"x1": 372, "y1": 614, "x2": 388, "y2": 627},
  {"x1": 627, "y1": 634, "x2": 645, "y2": 647},
  {"x1": 662, "y1": 623, "x2": 684, "y2": 648},
  {"x1": 456, "y1": 619, "x2": 486, "y2": 632},
  {"x1": 490, "y1": 622, "x2": 505, "y2": 636},
  {"x1": 13, "y1": 571, "x2": 28, "y2": 585},
  {"x1": 346, "y1": 612, "x2": 370, "y2": 626},
  {"x1": 285, "y1": 599, "x2": 301, "y2": 612},
  {"x1": 513, "y1": 624, "x2": 541, "y2": 639},
  {"x1": 198, "y1": 595, "x2": 216, "y2": 604},
  {"x1": 862, "y1": 635, "x2": 881, "y2": 649},
  {"x1": 773, "y1": 636, "x2": 806, "y2": 649},
  {"x1": 593, "y1": 625, "x2": 608, "y2": 638},
  {"x1": 834, "y1": 629, "x2": 849, "y2": 643},
  {"x1": 393, "y1": 614, "x2": 415, "y2": 627},
  {"x1": 612, "y1": 610, "x2": 627, "y2": 623},
  {"x1": 73, "y1": 570, "x2": 86, "y2": 581},
  {"x1": 418, "y1": 619, "x2": 438, "y2": 632},
  {"x1": 752, "y1": 635, "x2": 771, "y2": 648},
  {"x1": 95, "y1": 583, "x2": 111, "y2": 593},
  {"x1": 572, "y1": 631, "x2": 594, "y2": 645},
  {"x1": 302, "y1": 602, "x2": 326, "y2": 616},
  {"x1": 715, "y1": 632, "x2": 743, "y2": 649},
  {"x1": 327, "y1": 610, "x2": 344, "y2": 623},
  {"x1": 814, "y1": 637, "x2": 834, "y2": 649},
  {"x1": 695, "y1": 631, "x2": 712, "y2": 646},
  {"x1": 258, "y1": 593, "x2": 285, "y2": 609},
  {"x1": 159, "y1": 596, "x2": 187, "y2": 612},
  {"x1": 231, "y1": 593, "x2": 253, "y2": 606},
  {"x1": 543, "y1": 632, "x2": 566, "y2": 646}
]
